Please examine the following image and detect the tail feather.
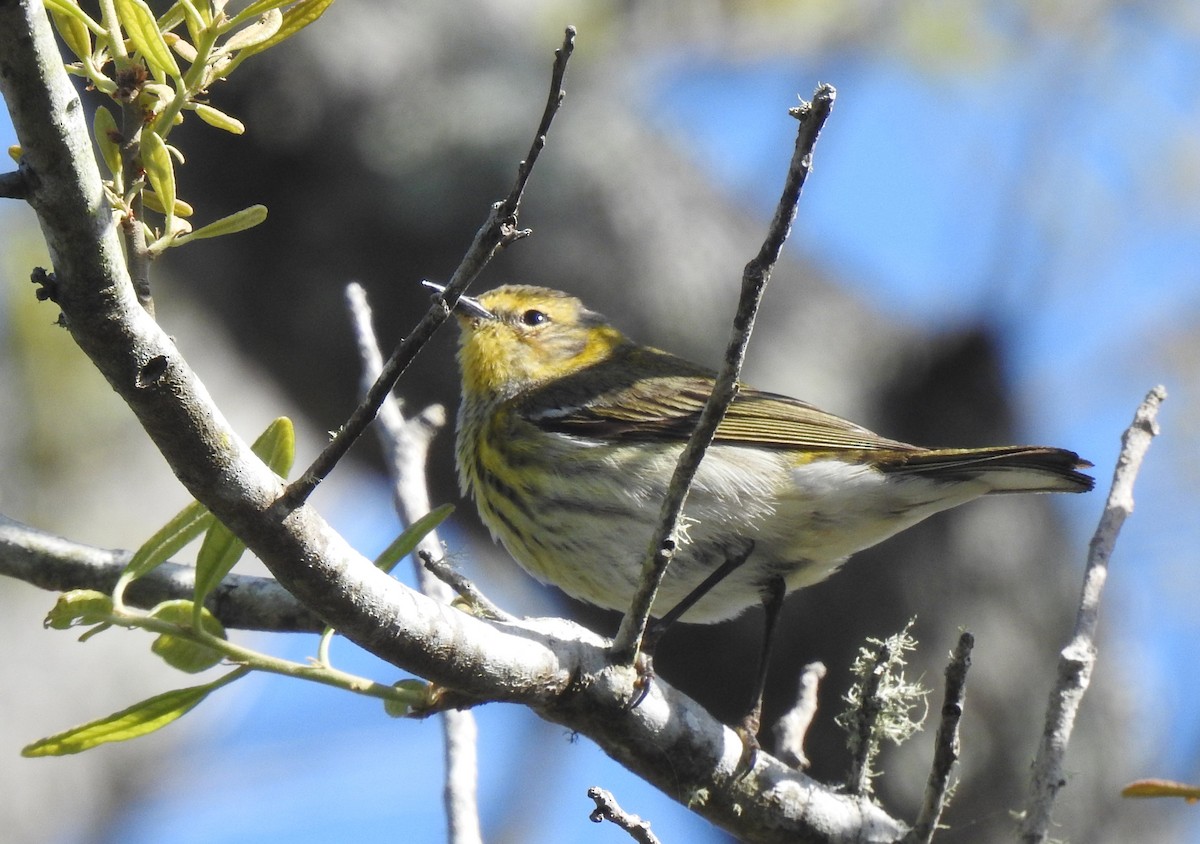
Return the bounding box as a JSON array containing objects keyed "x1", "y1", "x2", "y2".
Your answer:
[{"x1": 875, "y1": 445, "x2": 1095, "y2": 494}]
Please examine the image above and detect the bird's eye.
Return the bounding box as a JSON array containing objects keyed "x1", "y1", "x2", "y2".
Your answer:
[{"x1": 520, "y1": 309, "x2": 548, "y2": 326}]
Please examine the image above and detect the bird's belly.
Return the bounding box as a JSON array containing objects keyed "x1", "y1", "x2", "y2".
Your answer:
[{"x1": 469, "y1": 437, "x2": 988, "y2": 624}]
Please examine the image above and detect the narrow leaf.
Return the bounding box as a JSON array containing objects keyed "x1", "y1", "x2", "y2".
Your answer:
[
  {"x1": 221, "y1": 9, "x2": 282, "y2": 53},
  {"x1": 192, "y1": 418, "x2": 294, "y2": 606},
  {"x1": 43, "y1": 0, "x2": 105, "y2": 36},
  {"x1": 93, "y1": 106, "x2": 123, "y2": 179},
  {"x1": 193, "y1": 103, "x2": 245, "y2": 135},
  {"x1": 121, "y1": 501, "x2": 214, "y2": 584},
  {"x1": 179, "y1": 204, "x2": 267, "y2": 242},
  {"x1": 163, "y1": 32, "x2": 199, "y2": 64},
  {"x1": 149, "y1": 600, "x2": 226, "y2": 673},
  {"x1": 237, "y1": 0, "x2": 337, "y2": 58},
  {"x1": 49, "y1": 7, "x2": 93, "y2": 62},
  {"x1": 114, "y1": 0, "x2": 182, "y2": 80},
  {"x1": 22, "y1": 672, "x2": 239, "y2": 756},
  {"x1": 227, "y1": 0, "x2": 296, "y2": 27},
  {"x1": 141, "y1": 190, "x2": 194, "y2": 217},
  {"x1": 178, "y1": 0, "x2": 205, "y2": 46},
  {"x1": 139, "y1": 129, "x2": 176, "y2": 233},
  {"x1": 373, "y1": 504, "x2": 455, "y2": 575}
]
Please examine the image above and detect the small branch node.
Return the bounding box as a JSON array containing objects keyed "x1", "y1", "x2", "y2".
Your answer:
[
  {"x1": 587, "y1": 787, "x2": 661, "y2": 844},
  {"x1": 773, "y1": 661, "x2": 826, "y2": 769}
]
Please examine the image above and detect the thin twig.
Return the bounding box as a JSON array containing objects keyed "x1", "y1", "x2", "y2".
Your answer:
[
  {"x1": 420, "y1": 550, "x2": 513, "y2": 622},
  {"x1": 280, "y1": 26, "x2": 576, "y2": 509},
  {"x1": 773, "y1": 661, "x2": 826, "y2": 769},
  {"x1": 844, "y1": 638, "x2": 894, "y2": 796},
  {"x1": 345, "y1": 282, "x2": 483, "y2": 844},
  {"x1": 587, "y1": 787, "x2": 662, "y2": 844},
  {"x1": 1018, "y1": 385, "x2": 1166, "y2": 843},
  {"x1": 611, "y1": 83, "x2": 836, "y2": 662},
  {"x1": 905, "y1": 631, "x2": 974, "y2": 844}
]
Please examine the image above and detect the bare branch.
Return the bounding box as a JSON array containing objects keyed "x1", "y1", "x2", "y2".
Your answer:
[
  {"x1": 281, "y1": 26, "x2": 577, "y2": 507},
  {"x1": 0, "y1": 514, "x2": 322, "y2": 631},
  {"x1": 587, "y1": 787, "x2": 663, "y2": 844},
  {"x1": 844, "y1": 639, "x2": 894, "y2": 796},
  {"x1": 774, "y1": 661, "x2": 826, "y2": 769},
  {"x1": 1018, "y1": 385, "x2": 1166, "y2": 843},
  {"x1": 345, "y1": 281, "x2": 482, "y2": 844},
  {"x1": 905, "y1": 631, "x2": 974, "y2": 844},
  {"x1": 420, "y1": 550, "x2": 513, "y2": 622},
  {"x1": 612, "y1": 83, "x2": 837, "y2": 661}
]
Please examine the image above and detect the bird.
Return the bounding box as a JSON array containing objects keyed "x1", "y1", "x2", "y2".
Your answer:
[{"x1": 434, "y1": 282, "x2": 1094, "y2": 736}]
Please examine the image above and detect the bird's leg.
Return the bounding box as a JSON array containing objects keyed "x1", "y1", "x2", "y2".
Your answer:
[
  {"x1": 644, "y1": 540, "x2": 756, "y2": 650},
  {"x1": 629, "y1": 541, "x2": 755, "y2": 710},
  {"x1": 736, "y1": 574, "x2": 787, "y2": 764}
]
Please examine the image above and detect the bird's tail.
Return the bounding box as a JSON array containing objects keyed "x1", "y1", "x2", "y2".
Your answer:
[{"x1": 876, "y1": 445, "x2": 1095, "y2": 494}]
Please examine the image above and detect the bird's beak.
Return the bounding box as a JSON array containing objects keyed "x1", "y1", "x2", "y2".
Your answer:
[{"x1": 422, "y1": 281, "x2": 495, "y2": 321}]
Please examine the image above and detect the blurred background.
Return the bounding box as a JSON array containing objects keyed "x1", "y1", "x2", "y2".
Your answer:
[{"x1": 2, "y1": 1, "x2": 1198, "y2": 842}]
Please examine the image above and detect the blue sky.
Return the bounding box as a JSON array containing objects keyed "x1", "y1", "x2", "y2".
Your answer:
[{"x1": 4, "y1": 8, "x2": 1199, "y2": 843}]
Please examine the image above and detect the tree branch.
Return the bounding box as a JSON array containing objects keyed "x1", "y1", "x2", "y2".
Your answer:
[
  {"x1": 345, "y1": 281, "x2": 482, "y2": 844},
  {"x1": 0, "y1": 514, "x2": 322, "y2": 631},
  {"x1": 587, "y1": 787, "x2": 663, "y2": 844},
  {"x1": 0, "y1": 7, "x2": 904, "y2": 840},
  {"x1": 0, "y1": 168, "x2": 29, "y2": 199},
  {"x1": 281, "y1": 25, "x2": 577, "y2": 507},
  {"x1": 1018, "y1": 385, "x2": 1166, "y2": 843},
  {"x1": 905, "y1": 631, "x2": 973, "y2": 844},
  {"x1": 612, "y1": 83, "x2": 836, "y2": 661}
]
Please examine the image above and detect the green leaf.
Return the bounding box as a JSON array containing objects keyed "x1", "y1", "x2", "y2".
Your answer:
[
  {"x1": 251, "y1": 415, "x2": 296, "y2": 480},
  {"x1": 43, "y1": 0, "x2": 105, "y2": 37},
  {"x1": 44, "y1": 590, "x2": 113, "y2": 630},
  {"x1": 192, "y1": 418, "x2": 294, "y2": 607},
  {"x1": 177, "y1": 0, "x2": 206, "y2": 47},
  {"x1": 178, "y1": 204, "x2": 267, "y2": 242},
  {"x1": 192, "y1": 103, "x2": 245, "y2": 135},
  {"x1": 139, "y1": 129, "x2": 176, "y2": 233},
  {"x1": 120, "y1": 500, "x2": 214, "y2": 586},
  {"x1": 48, "y1": 6, "x2": 93, "y2": 62},
  {"x1": 22, "y1": 670, "x2": 241, "y2": 756},
  {"x1": 220, "y1": 9, "x2": 282, "y2": 53},
  {"x1": 141, "y1": 190, "x2": 194, "y2": 217},
  {"x1": 149, "y1": 600, "x2": 226, "y2": 673},
  {"x1": 227, "y1": 0, "x2": 297, "y2": 28},
  {"x1": 373, "y1": 504, "x2": 454, "y2": 575},
  {"x1": 93, "y1": 106, "x2": 122, "y2": 179},
  {"x1": 114, "y1": 0, "x2": 182, "y2": 80},
  {"x1": 237, "y1": 0, "x2": 337, "y2": 58}
]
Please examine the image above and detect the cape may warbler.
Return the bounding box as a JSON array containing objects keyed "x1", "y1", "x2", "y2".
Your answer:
[{"x1": 443, "y1": 284, "x2": 1094, "y2": 626}]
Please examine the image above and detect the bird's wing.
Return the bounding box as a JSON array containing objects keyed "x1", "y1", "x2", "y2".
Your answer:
[{"x1": 526, "y1": 374, "x2": 917, "y2": 454}]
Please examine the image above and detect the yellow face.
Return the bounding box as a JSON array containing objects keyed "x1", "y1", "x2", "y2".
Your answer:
[{"x1": 455, "y1": 285, "x2": 625, "y2": 398}]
